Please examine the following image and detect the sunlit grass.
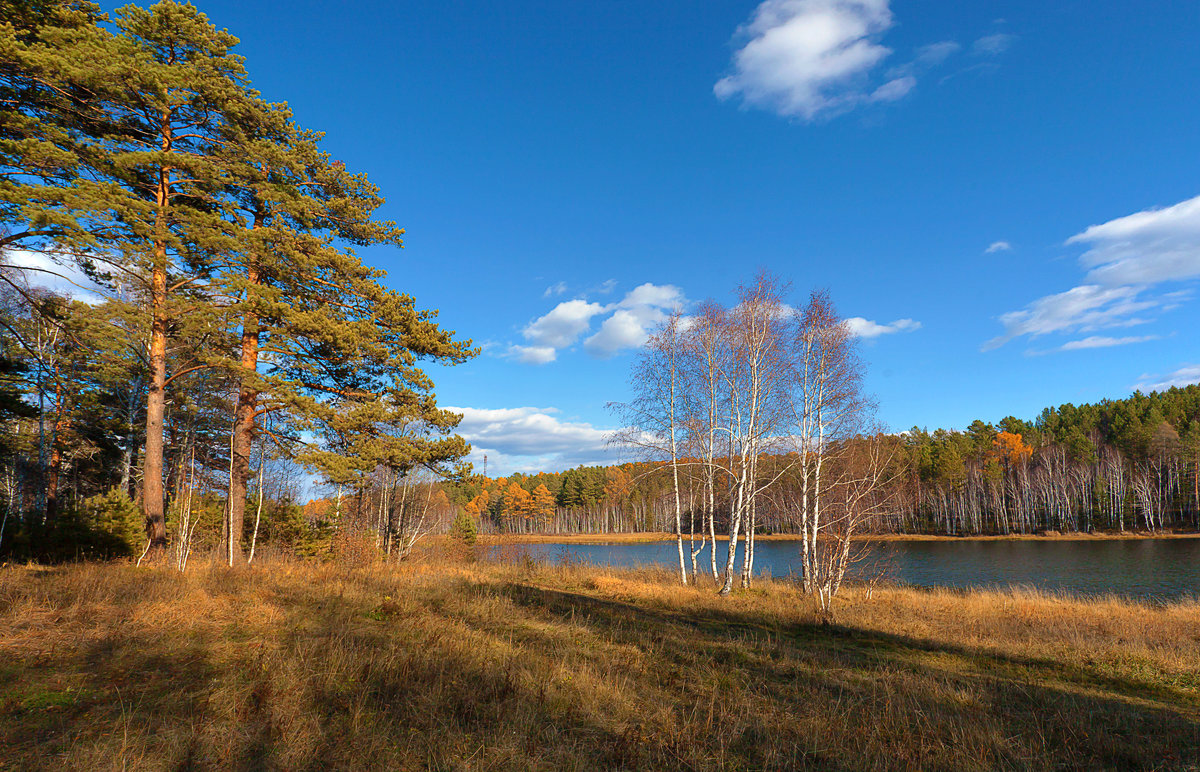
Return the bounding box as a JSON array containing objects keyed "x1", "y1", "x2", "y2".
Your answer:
[{"x1": 0, "y1": 554, "x2": 1196, "y2": 770}]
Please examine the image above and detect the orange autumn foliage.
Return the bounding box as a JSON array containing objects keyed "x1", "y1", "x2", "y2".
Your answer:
[{"x1": 993, "y1": 431, "x2": 1033, "y2": 466}]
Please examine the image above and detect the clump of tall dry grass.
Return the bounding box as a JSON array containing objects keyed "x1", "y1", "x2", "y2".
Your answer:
[
  {"x1": 0, "y1": 555, "x2": 1196, "y2": 771},
  {"x1": 837, "y1": 583, "x2": 1200, "y2": 683}
]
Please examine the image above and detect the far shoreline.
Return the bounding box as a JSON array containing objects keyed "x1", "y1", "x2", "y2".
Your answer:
[{"x1": 479, "y1": 530, "x2": 1200, "y2": 545}]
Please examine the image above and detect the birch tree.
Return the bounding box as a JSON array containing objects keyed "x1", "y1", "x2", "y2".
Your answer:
[
  {"x1": 681, "y1": 300, "x2": 728, "y2": 582},
  {"x1": 789, "y1": 289, "x2": 871, "y2": 599},
  {"x1": 612, "y1": 309, "x2": 690, "y2": 584},
  {"x1": 715, "y1": 274, "x2": 790, "y2": 594}
]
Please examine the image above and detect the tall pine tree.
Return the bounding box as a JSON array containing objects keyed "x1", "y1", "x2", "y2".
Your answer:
[
  {"x1": 211, "y1": 106, "x2": 475, "y2": 560},
  {"x1": 19, "y1": 1, "x2": 277, "y2": 551}
]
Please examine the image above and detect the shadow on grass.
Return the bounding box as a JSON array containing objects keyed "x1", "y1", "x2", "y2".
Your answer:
[
  {"x1": 490, "y1": 582, "x2": 1200, "y2": 770},
  {"x1": 508, "y1": 581, "x2": 1200, "y2": 704},
  {"x1": 0, "y1": 567, "x2": 1197, "y2": 771}
]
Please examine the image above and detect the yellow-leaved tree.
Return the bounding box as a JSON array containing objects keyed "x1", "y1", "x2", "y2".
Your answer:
[
  {"x1": 502, "y1": 483, "x2": 534, "y2": 529},
  {"x1": 531, "y1": 484, "x2": 556, "y2": 529}
]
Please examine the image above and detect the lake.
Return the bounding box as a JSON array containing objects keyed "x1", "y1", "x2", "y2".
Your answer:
[{"x1": 490, "y1": 537, "x2": 1200, "y2": 602}]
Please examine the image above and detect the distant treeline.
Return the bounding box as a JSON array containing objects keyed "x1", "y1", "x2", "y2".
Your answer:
[
  {"x1": 377, "y1": 385, "x2": 1200, "y2": 537},
  {"x1": 893, "y1": 386, "x2": 1200, "y2": 534}
]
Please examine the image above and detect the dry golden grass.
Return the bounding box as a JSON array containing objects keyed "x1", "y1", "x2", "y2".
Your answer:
[{"x1": 0, "y1": 553, "x2": 1197, "y2": 771}]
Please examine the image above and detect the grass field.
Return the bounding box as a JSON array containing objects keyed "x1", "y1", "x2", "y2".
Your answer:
[{"x1": 1, "y1": 553, "x2": 1197, "y2": 770}]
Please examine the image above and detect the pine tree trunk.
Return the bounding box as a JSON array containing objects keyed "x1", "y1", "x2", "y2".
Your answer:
[
  {"x1": 227, "y1": 265, "x2": 261, "y2": 562},
  {"x1": 141, "y1": 115, "x2": 173, "y2": 555},
  {"x1": 142, "y1": 260, "x2": 169, "y2": 551}
]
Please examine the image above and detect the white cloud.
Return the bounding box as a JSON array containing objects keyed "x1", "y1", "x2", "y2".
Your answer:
[
  {"x1": 714, "y1": 0, "x2": 904, "y2": 120},
  {"x1": 521, "y1": 299, "x2": 606, "y2": 349},
  {"x1": 973, "y1": 33, "x2": 1014, "y2": 55},
  {"x1": 1, "y1": 249, "x2": 106, "y2": 304},
  {"x1": 585, "y1": 282, "x2": 686, "y2": 358},
  {"x1": 505, "y1": 344, "x2": 557, "y2": 365},
  {"x1": 1134, "y1": 364, "x2": 1200, "y2": 393},
  {"x1": 617, "y1": 282, "x2": 685, "y2": 311},
  {"x1": 596, "y1": 279, "x2": 618, "y2": 294},
  {"x1": 985, "y1": 240, "x2": 1011, "y2": 253},
  {"x1": 983, "y1": 285, "x2": 1158, "y2": 351},
  {"x1": 509, "y1": 282, "x2": 687, "y2": 364},
  {"x1": 585, "y1": 309, "x2": 654, "y2": 358},
  {"x1": 1058, "y1": 335, "x2": 1160, "y2": 352},
  {"x1": 543, "y1": 281, "x2": 568, "y2": 298},
  {"x1": 845, "y1": 316, "x2": 921, "y2": 338},
  {"x1": 1067, "y1": 194, "x2": 1200, "y2": 286},
  {"x1": 447, "y1": 406, "x2": 618, "y2": 476}
]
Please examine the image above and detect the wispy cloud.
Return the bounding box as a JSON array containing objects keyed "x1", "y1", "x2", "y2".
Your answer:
[
  {"x1": 886, "y1": 40, "x2": 959, "y2": 83},
  {"x1": 1026, "y1": 334, "x2": 1162, "y2": 355},
  {"x1": 983, "y1": 285, "x2": 1158, "y2": 351},
  {"x1": 986, "y1": 194, "x2": 1200, "y2": 352},
  {"x1": 985, "y1": 240, "x2": 1011, "y2": 253},
  {"x1": 845, "y1": 317, "x2": 921, "y2": 338},
  {"x1": 869, "y1": 75, "x2": 914, "y2": 102},
  {"x1": 972, "y1": 33, "x2": 1015, "y2": 56},
  {"x1": 914, "y1": 41, "x2": 960, "y2": 65},
  {"x1": 934, "y1": 29, "x2": 1015, "y2": 85},
  {"x1": 542, "y1": 281, "x2": 568, "y2": 298},
  {"x1": 1134, "y1": 364, "x2": 1200, "y2": 393},
  {"x1": 1058, "y1": 334, "x2": 1160, "y2": 351},
  {"x1": 1067, "y1": 194, "x2": 1200, "y2": 286}
]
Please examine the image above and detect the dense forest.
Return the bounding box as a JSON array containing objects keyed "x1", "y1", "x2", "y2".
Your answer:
[
  {"x1": 0, "y1": 0, "x2": 473, "y2": 562},
  {"x1": 893, "y1": 388, "x2": 1200, "y2": 534}
]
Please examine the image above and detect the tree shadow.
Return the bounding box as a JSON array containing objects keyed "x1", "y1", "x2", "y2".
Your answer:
[
  {"x1": 487, "y1": 581, "x2": 1200, "y2": 770},
  {"x1": 1, "y1": 569, "x2": 1196, "y2": 771}
]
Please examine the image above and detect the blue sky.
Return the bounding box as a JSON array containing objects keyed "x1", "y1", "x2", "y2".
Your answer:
[{"x1": 99, "y1": 1, "x2": 1200, "y2": 474}]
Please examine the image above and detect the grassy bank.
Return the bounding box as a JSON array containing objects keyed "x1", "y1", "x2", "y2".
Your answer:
[
  {"x1": 482, "y1": 529, "x2": 1200, "y2": 545},
  {"x1": 1, "y1": 557, "x2": 1197, "y2": 770}
]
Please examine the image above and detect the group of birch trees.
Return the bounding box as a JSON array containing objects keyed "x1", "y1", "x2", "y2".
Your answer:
[
  {"x1": 441, "y1": 379, "x2": 1200, "y2": 550},
  {"x1": 618, "y1": 273, "x2": 897, "y2": 602},
  {"x1": 0, "y1": 0, "x2": 473, "y2": 562}
]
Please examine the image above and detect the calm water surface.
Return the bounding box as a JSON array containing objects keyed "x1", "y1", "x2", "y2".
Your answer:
[{"x1": 491, "y1": 538, "x2": 1200, "y2": 602}]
